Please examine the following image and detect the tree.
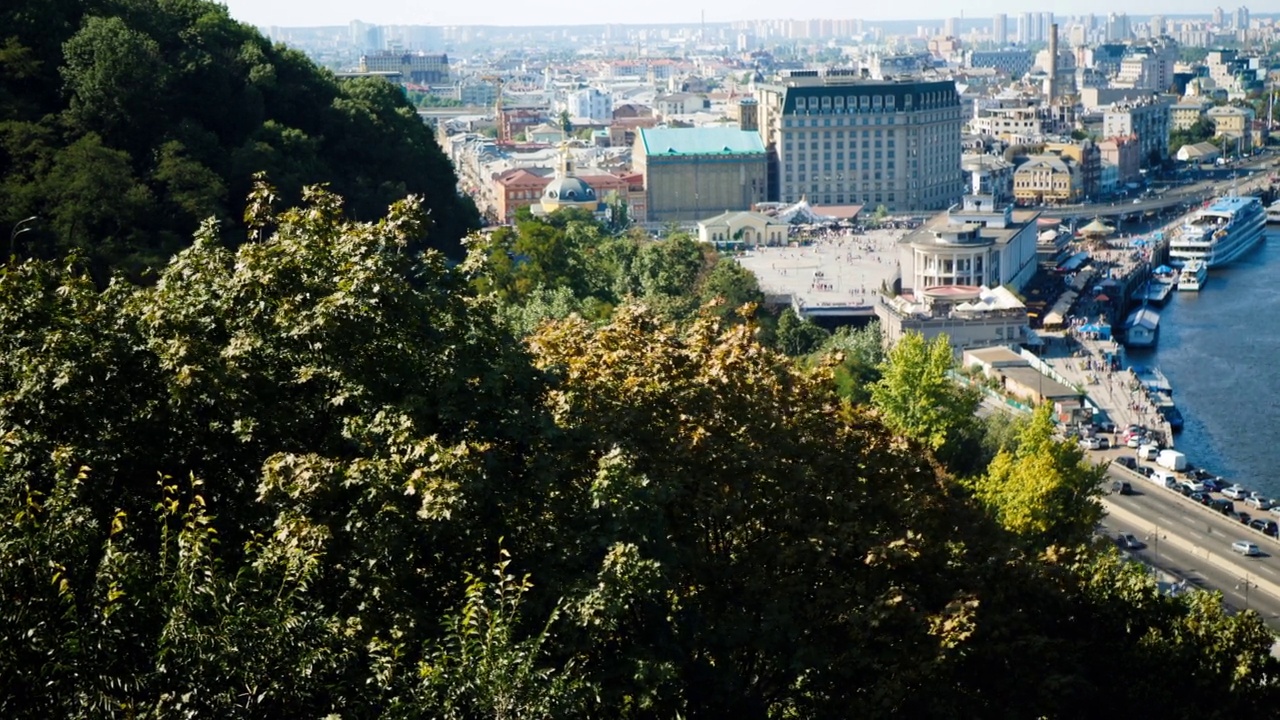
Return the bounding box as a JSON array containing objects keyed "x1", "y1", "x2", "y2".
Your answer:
[
  {"x1": 697, "y1": 257, "x2": 763, "y2": 317},
  {"x1": 968, "y1": 404, "x2": 1106, "y2": 547},
  {"x1": 773, "y1": 306, "x2": 828, "y2": 355},
  {"x1": 870, "y1": 332, "x2": 979, "y2": 456}
]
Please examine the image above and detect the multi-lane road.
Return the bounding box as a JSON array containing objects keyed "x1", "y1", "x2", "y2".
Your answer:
[
  {"x1": 1039, "y1": 154, "x2": 1278, "y2": 220},
  {"x1": 1100, "y1": 461, "x2": 1280, "y2": 627}
]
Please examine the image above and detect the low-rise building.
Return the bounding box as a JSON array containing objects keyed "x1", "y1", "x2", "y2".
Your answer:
[
  {"x1": 1170, "y1": 98, "x2": 1212, "y2": 130},
  {"x1": 1207, "y1": 105, "x2": 1254, "y2": 151},
  {"x1": 876, "y1": 284, "x2": 1031, "y2": 355},
  {"x1": 696, "y1": 210, "x2": 788, "y2": 246},
  {"x1": 1013, "y1": 154, "x2": 1080, "y2": 205},
  {"x1": 1175, "y1": 142, "x2": 1221, "y2": 163}
]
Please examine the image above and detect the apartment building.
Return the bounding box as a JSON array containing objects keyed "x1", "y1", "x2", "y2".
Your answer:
[{"x1": 1102, "y1": 96, "x2": 1171, "y2": 166}]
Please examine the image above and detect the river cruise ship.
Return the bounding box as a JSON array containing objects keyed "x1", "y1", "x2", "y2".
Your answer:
[{"x1": 1168, "y1": 195, "x2": 1266, "y2": 268}]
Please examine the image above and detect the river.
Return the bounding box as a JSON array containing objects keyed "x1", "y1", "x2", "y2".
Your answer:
[{"x1": 1125, "y1": 228, "x2": 1280, "y2": 495}]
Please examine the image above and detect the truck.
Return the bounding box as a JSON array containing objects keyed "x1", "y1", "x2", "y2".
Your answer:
[{"x1": 1156, "y1": 449, "x2": 1187, "y2": 472}]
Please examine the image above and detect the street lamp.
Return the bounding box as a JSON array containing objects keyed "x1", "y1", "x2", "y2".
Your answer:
[
  {"x1": 1146, "y1": 524, "x2": 1165, "y2": 561},
  {"x1": 9, "y1": 216, "x2": 38, "y2": 259},
  {"x1": 1236, "y1": 573, "x2": 1256, "y2": 611}
]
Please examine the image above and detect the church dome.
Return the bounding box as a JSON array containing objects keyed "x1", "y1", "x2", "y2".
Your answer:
[{"x1": 542, "y1": 176, "x2": 596, "y2": 206}]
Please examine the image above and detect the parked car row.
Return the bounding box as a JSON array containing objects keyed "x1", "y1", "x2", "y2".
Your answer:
[{"x1": 1116, "y1": 458, "x2": 1280, "y2": 541}]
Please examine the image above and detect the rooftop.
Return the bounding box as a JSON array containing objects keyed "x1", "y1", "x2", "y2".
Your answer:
[{"x1": 638, "y1": 127, "x2": 765, "y2": 157}]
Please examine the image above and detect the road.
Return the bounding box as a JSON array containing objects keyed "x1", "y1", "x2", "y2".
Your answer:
[
  {"x1": 1101, "y1": 462, "x2": 1280, "y2": 628},
  {"x1": 1038, "y1": 154, "x2": 1278, "y2": 220}
]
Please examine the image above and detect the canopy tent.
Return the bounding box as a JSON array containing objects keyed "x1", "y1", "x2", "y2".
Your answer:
[
  {"x1": 1079, "y1": 218, "x2": 1114, "y2": 237},
  {"x1": 774, "y1": 199, "x2": 835, "y2": 225},
  {"x1": 1042, "y1": 290, "x2": 1079, "y2": 328},
  {"x1": 1153, "y1": 264, "x2": 1174, "y2": 275},
  {"x1": 1080, "y1": 322, "x2": 1112, "y2": 340}
]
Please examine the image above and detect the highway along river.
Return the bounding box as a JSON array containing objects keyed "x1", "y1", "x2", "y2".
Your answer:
[{"x1": 1124, "y1": 228, "x2": 1280, "y2": 496}]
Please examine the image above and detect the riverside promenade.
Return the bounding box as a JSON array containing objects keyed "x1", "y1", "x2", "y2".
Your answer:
[{"x1": 1040, "y1": 332, "x2": 1174, "y2": 443}]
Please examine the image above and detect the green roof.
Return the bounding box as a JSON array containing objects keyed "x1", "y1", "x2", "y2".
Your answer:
[{"x1": 639, "y1": 127, "x2": 765, "y2": 157}]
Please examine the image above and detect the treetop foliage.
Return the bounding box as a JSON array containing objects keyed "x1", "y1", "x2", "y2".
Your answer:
[
  {"x1": 0, "y1": 185, "x2": 1276, "y2": 716},
  {"x1": 0, "y1": 0, "x2": 478, "y2": 281}
]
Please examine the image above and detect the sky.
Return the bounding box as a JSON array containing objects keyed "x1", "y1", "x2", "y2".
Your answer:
[{"x1": 219, "y1": 0, "x2": 1221, "y2": 29}]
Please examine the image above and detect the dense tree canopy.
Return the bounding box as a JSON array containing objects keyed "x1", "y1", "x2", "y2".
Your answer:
[
  {"x1": 0, "y1": 0, "x2": 476, "y2": 280},
  {"x1": 0, "y1": 184, "x2": 1276, "y2": 717}
]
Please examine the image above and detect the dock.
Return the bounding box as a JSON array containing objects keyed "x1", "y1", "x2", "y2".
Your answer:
[{"x1": 1130, "y1": 280, "x2": 1173, "y2": 306}]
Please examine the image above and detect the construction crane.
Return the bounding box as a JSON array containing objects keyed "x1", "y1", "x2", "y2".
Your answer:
[{"x1": 481, "y1": 75, "x2": 507, "y2": 144}]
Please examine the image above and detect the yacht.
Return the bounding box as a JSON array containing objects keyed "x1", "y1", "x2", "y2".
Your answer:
[
  {"x1": 1268, "y1": 199, "x2": 1280, "y2": 224},
  {"x1": 1177, "y1": 259, "x2": 1207, "y2": 292},
  {"x1": 1168, "y1": 195, "x2": 1266, "y2": 268}
]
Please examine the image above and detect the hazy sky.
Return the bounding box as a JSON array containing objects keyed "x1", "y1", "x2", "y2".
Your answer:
[{"x1": 219, "y1": 0, "x2": 1216, "y2": 28}]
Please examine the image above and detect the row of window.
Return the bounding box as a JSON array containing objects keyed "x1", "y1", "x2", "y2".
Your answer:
[
  {"x1": 783, "y1": 110, "x2": 960, "y2": 128},
  {"x1": 792, "y1": 91, "x2": 954, "y2": 113}
]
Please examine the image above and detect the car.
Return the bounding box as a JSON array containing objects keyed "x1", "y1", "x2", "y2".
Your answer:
[
  {"x1": 1079, "y1": 437, "x2": 1102, "y2": 450},
  {"x1": 1112, "y1": 480, "x2": 1132, "y2": 495},
  {"x1": 1094, "y1": 420, "x2": 1117, "y2": 434},
  {"x1": 1189, "y1": 491, "x2": 1210, "y2": 504},
  {"x1": 1222, "y1": 485, "x2": 1250, "y2": 500},
  {"x1": 1269, "y1": 505, "x2": 1280, "y2": 517},
  {"x1": 1118, "y1": 533, "x2": 1145, "y2": 550},
  {"x1": 1114, "y1": 456, "x2": 1138, "y2": 470},
  {"x1": 1126, "y1": 435, "x2": 1142, "y2": 449},
  {"x1": 1181, "y1": 480, "x2": 1206, "y2": 494},
  {"x1": 1097, "y1": 437, "x2": 1111, "y2": 449},
  {"x1": 1245, "y1": 496, "x2": 1273, "y2": 510},
  {"x1": 1248, "y1": 519, "x2": 1280, "y2": 537},
  {"x1": 1201, "y1": 477, "x2": 1225, "y2": 492},
  {"x1": 1136, "y1": 466, "x2": 1155, "y2": 478},
  {"x1": 1178, "y1": 484, "x2": 1194, "y2": 497},
  {"x1": 1210, "y1": 498, "x2": 1234, "y2": 515},
  {"x1": 1232, "y1": 540, "x2": 1261, "y2": 557}
]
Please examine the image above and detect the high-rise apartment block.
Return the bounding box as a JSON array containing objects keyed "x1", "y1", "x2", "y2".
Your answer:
[
  {"x1": 756, "y1": 72, "x2": 963, "y2": 212},
  {"x1": 993, "y1": 14, "x2": 1007, "y2": 45}
]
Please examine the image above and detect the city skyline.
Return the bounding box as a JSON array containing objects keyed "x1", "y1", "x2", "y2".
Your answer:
[{"x1": 221, "y1": 0, "x2": 1259, "y2": 30}]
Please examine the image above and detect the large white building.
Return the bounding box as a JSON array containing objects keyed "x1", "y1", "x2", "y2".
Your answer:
[
  {"x1": 895, "y1": 194, "x2": 1040, "y2": 296},
  {"x1": 561, "y1": 86, "x2": 613, "y2": 122},
  {"x1": 756, "y1": 72, "x2": 964, "y2": 212}
]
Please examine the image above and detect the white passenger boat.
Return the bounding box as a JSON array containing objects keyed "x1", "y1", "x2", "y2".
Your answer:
[
  {"x1": 1168, "y1": 195, "x2": 1266, "y2": 268},
  {"x1": 1268, "y1": 199, "x2": 1280, "y2": 224},
  {"x1": 1176, "y1": 259, "x2": 1207, "y2": 292}
]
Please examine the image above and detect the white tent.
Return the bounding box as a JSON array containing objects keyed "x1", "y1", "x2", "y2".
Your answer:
[{"x1": 774, "y1": 199, "x2": 835, "y2": 225}]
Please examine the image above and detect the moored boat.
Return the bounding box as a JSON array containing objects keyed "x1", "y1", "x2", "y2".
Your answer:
[
  {"x1": 1268, "y1": 199, "x2": 1280, "y2": 224},
  {"x1": 1177, "y1": 259, "x2": 1207, "y2": 292},
  {"x1": 1168, "y1": 195, "x2": 1266, "y2": 268}
]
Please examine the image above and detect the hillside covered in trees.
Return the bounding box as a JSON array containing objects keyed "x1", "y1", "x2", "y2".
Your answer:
[
  {"x1": 0, "y1": 0, "x2": 477, "y2": 279},
  {"x1": 0, "y1": 182, "x2": 1277, "y2": 718}
]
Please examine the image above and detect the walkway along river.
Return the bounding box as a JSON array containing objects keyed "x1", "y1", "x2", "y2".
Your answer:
[{"x1": 1124, "y1": 228, "x2": 1280, "y2": 497}]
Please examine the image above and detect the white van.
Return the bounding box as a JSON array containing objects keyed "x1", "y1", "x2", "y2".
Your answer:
[
  {"x1": 1150, "y1": 470, "x2": 1178, "y2": 489},
  {"x1": 1138, "y1": 444, "x2": 1160, "y2": 461}
]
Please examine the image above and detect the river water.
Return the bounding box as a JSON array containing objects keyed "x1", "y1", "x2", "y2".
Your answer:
[{"x1": 1124, "y1": 228, "x2": 1280, "y2": 495}]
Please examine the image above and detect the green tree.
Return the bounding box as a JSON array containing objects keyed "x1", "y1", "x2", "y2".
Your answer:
[
  {"x1": 870, "y1": 331, "x2": 979, "y2": 455},
  {"x1": 697, "y1": 257, "x2": 763, "y2": 317},
  {"x1": 968, "y1": 404, "x2": 1105, "y2": 546},
  {"x1": 773, "y1": 306, "x2": 828, "y2": 355}
]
